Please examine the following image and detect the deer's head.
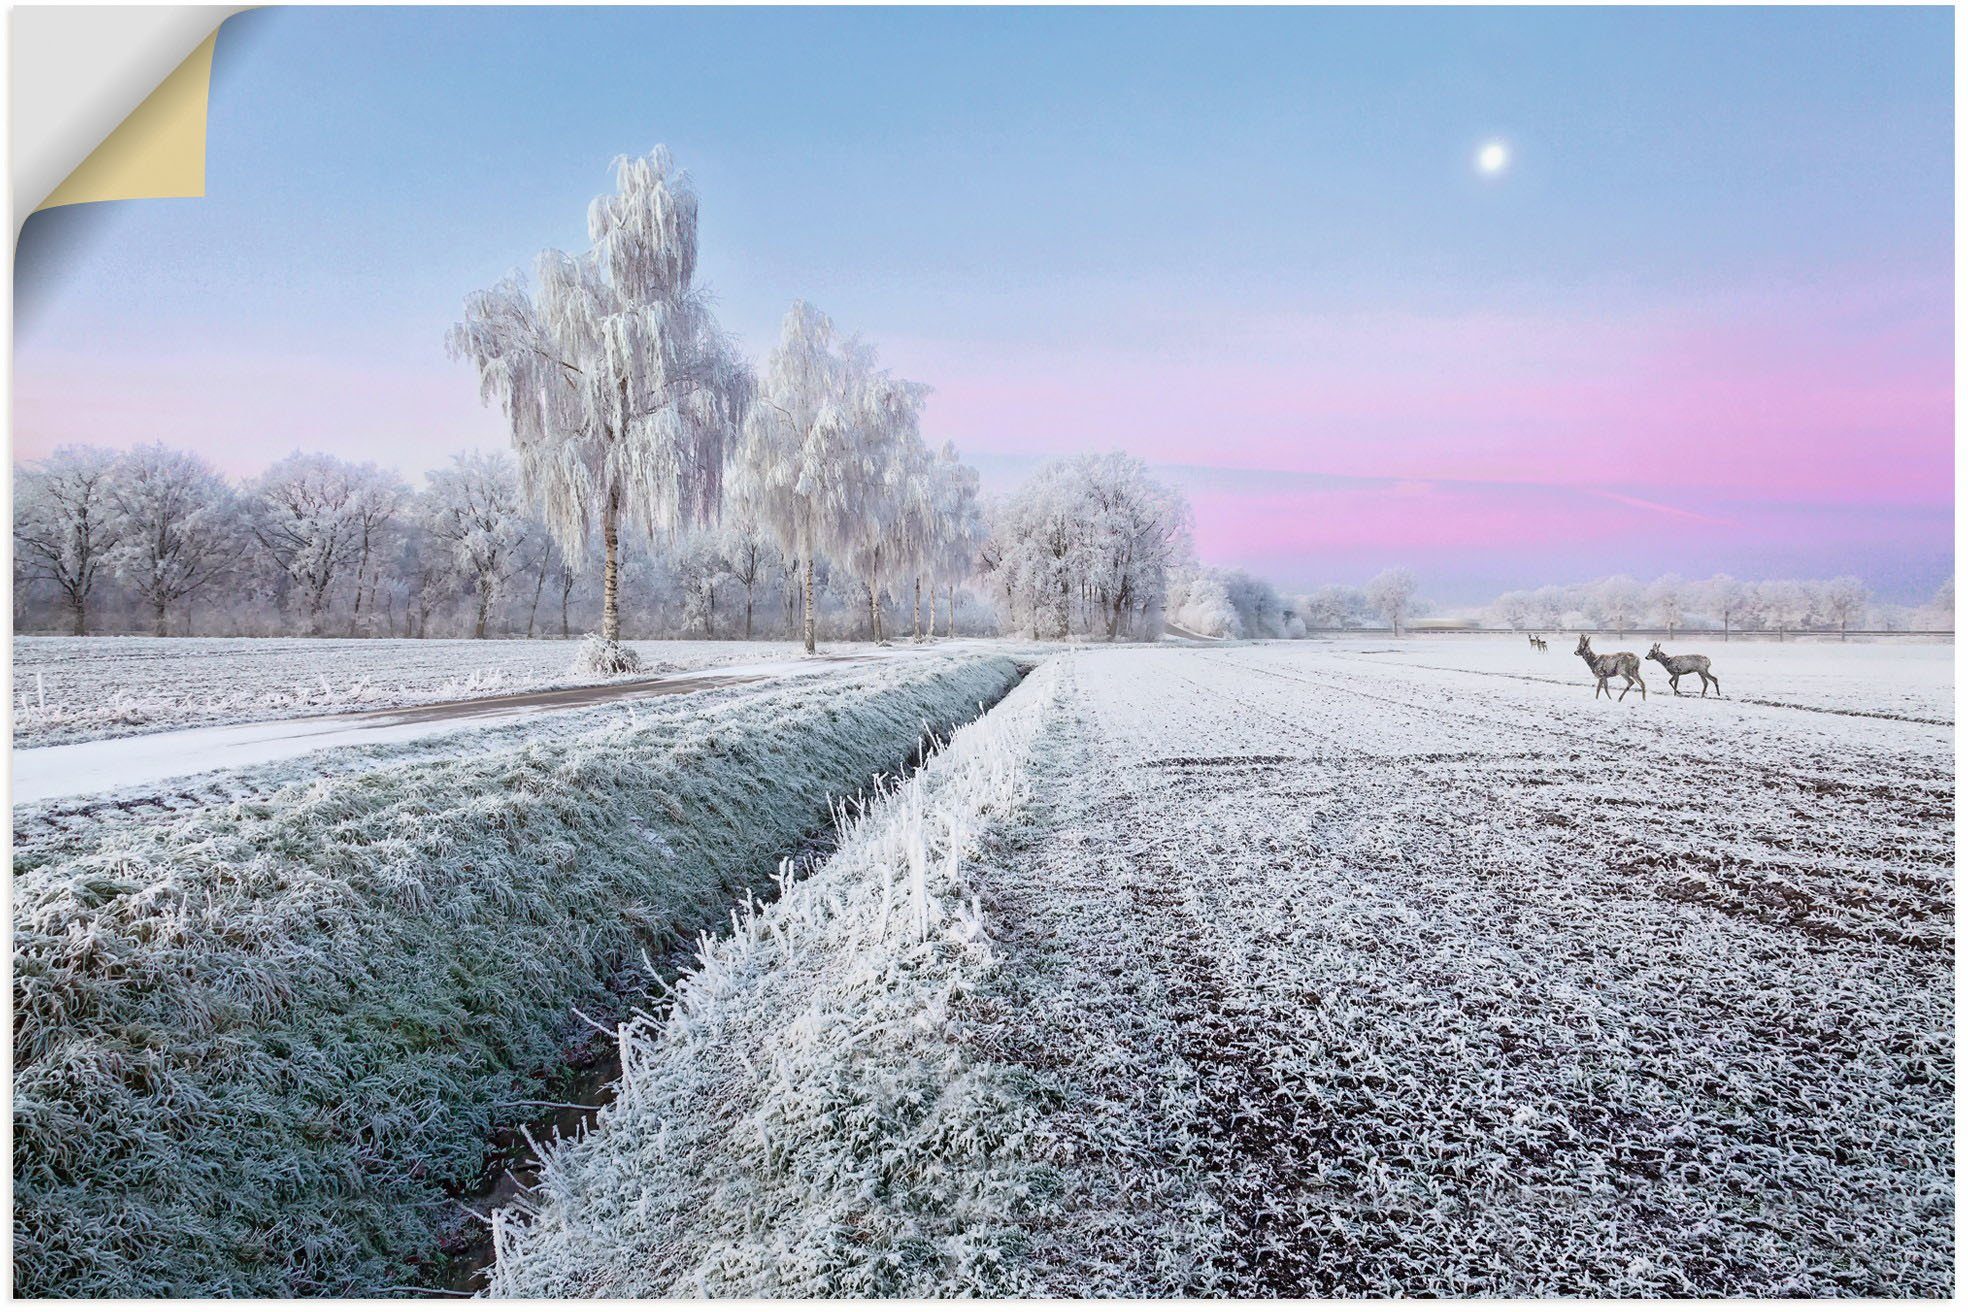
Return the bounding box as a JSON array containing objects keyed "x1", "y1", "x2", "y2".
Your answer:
[
  {"x1": 1574, "y1": 635, "x2": 1592, "y2": 657},
  {"x1": 1646, "y1": 642, "x2": 1665, "y2": 660}
]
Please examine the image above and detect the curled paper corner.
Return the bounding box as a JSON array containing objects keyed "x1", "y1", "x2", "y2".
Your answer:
[
  {"x1": 12, "y1": 6, "x2": 252, "y2": 232},
  {"x1": 35, "y1": 27, "x2": 221, "y2": 215}
]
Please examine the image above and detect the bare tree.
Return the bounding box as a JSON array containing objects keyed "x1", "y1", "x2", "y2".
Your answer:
[{"x1": 722, "y1": 515, "x2": 780, "y2": 640}]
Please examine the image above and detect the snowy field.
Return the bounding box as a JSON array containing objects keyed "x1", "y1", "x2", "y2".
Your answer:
[
  {"x1": 496, "y1": 640, "x2": 1953, "y2": 1297},
  {"x1": 9, "y1": 637, "x2": 849, "y2": 748},
  {"x1": 1331, "y1": 634, "x2": 1954, "y2": 724}
]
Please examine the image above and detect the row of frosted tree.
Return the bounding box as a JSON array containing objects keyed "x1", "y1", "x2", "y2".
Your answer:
[
  {"x1": 11, "y1": 442, "x2": 999, "y2": 642},
  {"x1": 445, "y1": 148, "x2": 995, "y2": 668},
  {"x1": 1485, "y1": 573, "x2": 1953, "y2": 639}
]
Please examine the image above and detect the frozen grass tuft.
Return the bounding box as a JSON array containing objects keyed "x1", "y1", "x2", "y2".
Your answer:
[
  {"x1": 570, "y1": 634, "x2": 644, "y2": 675},
  {"x1": 490, "y1": 662, "x2": 1065, "y2": 1297},
  {"x1": 11, "y1": 655, "x2": 1020, "y2": 1297}
]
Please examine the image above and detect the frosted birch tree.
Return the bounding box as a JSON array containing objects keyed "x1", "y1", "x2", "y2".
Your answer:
[
  {"x1": 105, "y1": 444, "x2": 243, "y2": 636},
  {"x1": 925, "y1": 442, "x2": 985, "y2": 638},
  {"x1": 736, "y1": 300, "x2": 894, "y2": 654},
  {"x1": 15, "y1": 446, "x2": 123, "y2": 635},
  {"x1": 843, "y1": 399, "x2": 931, "y2": 643},
  {"x1": 450, "y1": 147, "x2": 750, "y2": 670}
]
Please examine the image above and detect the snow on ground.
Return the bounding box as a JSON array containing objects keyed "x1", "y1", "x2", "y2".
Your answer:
[
  {"x1": 9, "y1": 636, "x2": 894, "y2": 749},
  {"x1": 498, "y1": 640, "x2": 1952, "y2": 1296},
  {"x1": 492, "y1": 660, "x2": 1065, "y2": 1297},
  {"x1": 1322, "y1": 634, "x2": 1953, "y2": 723},
  {"x1": 11, "y1": 654, "x2": 1022, "y2": 1297},
  {"x1": 10, "y1": 654, "x2": 905, "y2": 807}
]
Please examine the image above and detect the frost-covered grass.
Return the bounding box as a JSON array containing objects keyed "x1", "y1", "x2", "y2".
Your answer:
[
  {"x1": 495, "y1": 642, "x2": 1951, "y2": 1297},
  {"x1": 10, "y1": 636, "x2": 872, "y2": 748},
  {"x1": 986, "y1": 645, "x2": 1954, "y2": 1295},
  {"x1": 487, "y1": 662, "x2": 1065, "y2": 1297},
  {"x1": 11, "y1": 654, "x2": 1021, "y2": 1297}
]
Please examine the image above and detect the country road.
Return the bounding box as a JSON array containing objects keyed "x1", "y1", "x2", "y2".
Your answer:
[{"x1": 10, "y1": 653, "x2": 872, "y2": 806}]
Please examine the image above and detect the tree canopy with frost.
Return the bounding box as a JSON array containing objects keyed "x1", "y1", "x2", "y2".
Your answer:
[
  {"x1": 449, "y1": 147, "x2": 751, "y2": 660},
  {"x1": 15, "y1": 446, "x2": 123, "y2": 636},
  {"x1": 736, "y1": 300, "x2": 916, "y2": 653},
  {"x1": 981, "y1": 452, "x2": 1192, "y2": 640},
  {"x1": 1365, "y1": 567, "x2": 1419, "y2": 636},
  {"x1": 1820, "y1": 575, "x2": 1869, "y2": 639},
  {"x1": 106, "y1": 444, "x2": 242, "y2": 637},
  {"x1": 924, "y1": 442, "x2": 985, "y2": 638},
  {"x1": 248, "y1": 453, "x2": 404, "y2": 636},
  {"x1": 841, "y1": 379, "x2": 931, "y2": 644},
  {"x1": 420, "y1": 451, "x2": 532, "y2": 639}
]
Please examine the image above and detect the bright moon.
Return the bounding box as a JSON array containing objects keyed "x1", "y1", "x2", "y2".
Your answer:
[{"x1": 1476, "y1": 140, "x2": 1510, "y2": 176}]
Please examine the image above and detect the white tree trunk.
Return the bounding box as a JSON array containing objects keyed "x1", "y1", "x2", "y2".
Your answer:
[{"x1": 601, "y1": 486, "x2": 622, "y2": 643}]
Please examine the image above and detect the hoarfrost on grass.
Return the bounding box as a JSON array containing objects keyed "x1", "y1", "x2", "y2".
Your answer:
[
  {"x1": 490, "y1": 662, "x2": 1067, "y2": 1297},
  {"x1": 11, "y1": 654, "x2": 1021, "y2": 1296},
  {"x1": 498, "y1": 640, "x2": 1952, "y2": 1297}
]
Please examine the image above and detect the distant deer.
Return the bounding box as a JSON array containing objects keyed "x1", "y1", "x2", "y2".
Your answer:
[
  {"x1": 1574, "y1": 634, "x2": 1646, "y2": 701},
  {"x1": 1529, "y1": 634, "x2": 1548, "y2": 652},
  {"x1": 1646, "y1": 643, "x2": 1721, "y2": 698}
]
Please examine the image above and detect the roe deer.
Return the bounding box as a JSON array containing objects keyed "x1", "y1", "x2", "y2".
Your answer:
[
  {"x1": 1574, "y1": 634, "x2": 1646, "y2": 701},
  {"x1": 1646, "y1": 643, "x2": 1721, "y2": 697}
]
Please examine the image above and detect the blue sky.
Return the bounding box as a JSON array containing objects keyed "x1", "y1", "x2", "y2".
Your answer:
[{"x1": 15, "y1": 5, "x2": 1954, "y2": 599}]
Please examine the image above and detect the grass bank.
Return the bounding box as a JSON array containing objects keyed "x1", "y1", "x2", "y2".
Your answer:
[{"x1": 12, "y1": 654, "x2": 1021, "y2": 1296}]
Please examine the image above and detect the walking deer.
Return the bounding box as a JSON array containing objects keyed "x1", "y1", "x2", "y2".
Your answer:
[
  {"x1": 1646, "y1": 643, "x2": 1721, "y2": 697},
  {"x1": 1574, "y1": 634, "x2": 1646, "y2": 700}
]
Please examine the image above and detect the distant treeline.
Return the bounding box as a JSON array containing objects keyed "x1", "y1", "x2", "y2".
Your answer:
[{"x1": 11, "y1": 443, "x2": 999, "y2": 642}]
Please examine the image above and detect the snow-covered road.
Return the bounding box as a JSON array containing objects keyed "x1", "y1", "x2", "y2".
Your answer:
[{"x1": 11, "y1": 653, "x2": 886, "y2": 805}]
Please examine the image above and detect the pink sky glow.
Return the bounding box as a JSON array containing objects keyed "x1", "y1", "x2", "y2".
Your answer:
[{"x1": 13, "y1": 278, "x2": 1951, "y2": 598}]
